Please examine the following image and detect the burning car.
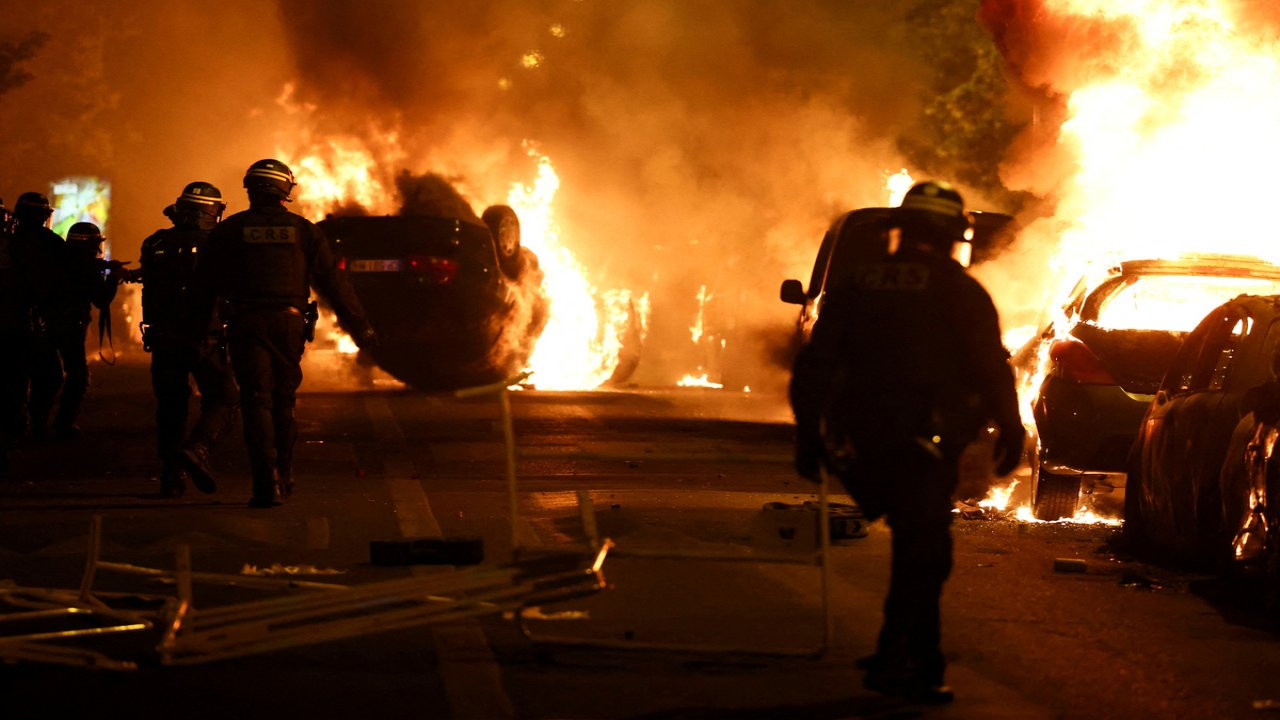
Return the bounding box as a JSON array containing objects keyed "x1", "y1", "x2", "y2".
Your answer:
[
  {"x1": 320, "y1": 205, "x2": 548, "y2": 391},
  {"x1": 1127, "y1": 293, "x2": 1280, "y2": 593},
  {"x1": 780, "y1": 207, "x2": 1015, "y2": 344},
  {"x1": 1017, "y1": 256, "x2": 1280, "y2": 520}
]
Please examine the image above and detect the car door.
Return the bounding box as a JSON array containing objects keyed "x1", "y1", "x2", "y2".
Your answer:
[
  {"x1": 1146, "y1": 306, "x2": 1248, "y2": 552},
  {"x1": 1146, "y1": 308, "x2": 1223, "y2": 548}
]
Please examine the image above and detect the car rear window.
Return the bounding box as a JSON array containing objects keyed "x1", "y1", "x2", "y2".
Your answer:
[{"x1": 1091, "y1": 274, "x2": 1280, "y2": 332}]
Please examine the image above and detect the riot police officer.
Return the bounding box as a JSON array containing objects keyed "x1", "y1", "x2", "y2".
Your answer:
[
  {"x1": 10, "y1": 192, "x2": 71, "y2": 439},
  {"x1": 790, "y1": 180, "x2": 1024, "y2": 703},
  {"x1": 0, "y1": 198, "x2": 20, "y2": 475},
  {"x1": 192, "y1": 159, "x2": 375, "y2": 507},
  {"x1": 139, "y1": 182, "x2": 240, "y2": 497},
  {"x1": 43, "y1": 222, "x2": 124, "y2": 438}
]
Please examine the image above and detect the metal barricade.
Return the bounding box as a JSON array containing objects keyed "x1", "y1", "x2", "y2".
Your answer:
[{"x1": 456, "y1": 376, "x2": 833, "y2": 658}]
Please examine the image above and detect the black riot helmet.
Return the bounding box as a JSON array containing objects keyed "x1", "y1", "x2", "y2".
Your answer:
[
  {"x1": 243, "y1": 158, "x2": 296, "y2": 201},
  {"x1": 894, "y1": 180, "x2": 974, "y2": 265},
  {"x1": 14, "y1": 191, "x2": 53, "y2": 227},
  {"x1": 172, "y1": 181, "x2": 227, "y2": 230},
  {"x1": 66, "y1": 221, "x2": 105, "y2": 256}
]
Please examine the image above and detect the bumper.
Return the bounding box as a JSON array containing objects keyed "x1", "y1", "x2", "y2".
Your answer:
[{"x1": 1035, "y1": 376, "x2": 1152, "y2": 476}]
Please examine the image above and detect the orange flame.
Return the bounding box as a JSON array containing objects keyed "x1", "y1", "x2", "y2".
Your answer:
[
  {"x1": 508, "y1": 146, "x2": 645, "y2": 390},
  {"x1": 986, "y1": 1, "x2": 1280, "y2": 524}
]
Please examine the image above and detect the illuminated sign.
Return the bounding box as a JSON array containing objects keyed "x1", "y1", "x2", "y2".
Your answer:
[{"x1": 50, "y1": 176, "x2": 111, "y2": 256}]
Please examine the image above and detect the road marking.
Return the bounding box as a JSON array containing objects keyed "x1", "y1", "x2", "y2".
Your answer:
[{"x1": 364, "y1": 396, "x2": 515, "y2": 720}]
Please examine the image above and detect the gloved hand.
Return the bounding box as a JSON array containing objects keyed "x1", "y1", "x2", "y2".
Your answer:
[{"x1": 992, "y1": 424, "x2": 1027, "y2": 477}]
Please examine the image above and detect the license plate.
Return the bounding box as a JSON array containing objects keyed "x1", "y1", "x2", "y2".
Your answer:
[{"x1": 349, "y1": 259, "x2": 403, "y2": 272}]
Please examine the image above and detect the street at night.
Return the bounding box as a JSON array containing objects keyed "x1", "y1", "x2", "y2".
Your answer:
[
  {"x1": 6, "y1": 1, "x2": 1280, "y2": 718},
  {"x1": 2, "y1": 355, "x2": 1279, "y2": 718}
]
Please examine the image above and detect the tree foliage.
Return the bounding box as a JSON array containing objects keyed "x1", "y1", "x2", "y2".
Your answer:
[
  {"x1": 0, "y1": 32, "x2": 49, "y2": 99},
  {"x1": 897, "y1": 0, "x2": 1028, "y2": 206}
]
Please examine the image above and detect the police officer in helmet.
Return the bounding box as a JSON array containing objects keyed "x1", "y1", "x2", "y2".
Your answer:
[
  {"x1": 11, "y1": 192, "x2": 72, "y2": 439},
  {"x1": 0, "y1": 197, "x2": 20, "y2": 474},
  {"x1": 790, "y1": 180, "x2": 1024, "y2": 703},
  {"x1": 192, "y1": 159, "x2": 375, "y2": 507},
  {"x1": 139, "y1": 182, "x2": 240, "y2": 497},
  {"x1": 45, "y1": 221, "x2": 125, "y2": 438}
]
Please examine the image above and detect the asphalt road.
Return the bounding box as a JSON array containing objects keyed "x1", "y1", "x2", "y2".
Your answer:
[{"x1": 2, "y1": 350, "x2": 1279, "y2": 719}]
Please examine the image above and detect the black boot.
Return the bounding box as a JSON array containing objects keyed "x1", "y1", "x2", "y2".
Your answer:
[
  {"x1": 179, "y1": 443, "x2": 217, "y2": 494},
  {"x1": 249, "y1": 469, "x2": 283, "y2": 508},
  {"x1": 276, "y1": 465, "x2": 293, "y2": 499},
  {"x1": 160, "y1": 466, "x2": 186, "y2": 498}
]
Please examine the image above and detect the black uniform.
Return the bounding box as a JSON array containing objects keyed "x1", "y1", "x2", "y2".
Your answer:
[
  {"x1": 0, "y1": 226, "x2": 22, "y2": 472},
  {"x1": 139, "y1": 224, "x2": 239, "y2": 489},
  {"x1": 45, "y1": 241, "x2": 121, "y2": 435},
  {"x1": 790, "y1": 243, "x2": 1021, "y2": 694},
  {"x1": 11, "y1": 222, "x2": 73, "y2": 437},
  {"x1": 193, "y1": 199, "x2": 371, "y2": 502}
]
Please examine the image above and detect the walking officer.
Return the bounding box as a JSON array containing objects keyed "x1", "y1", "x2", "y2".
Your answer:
[
  {"x1": 192, "y1": 159, "x2": 375, "y2": 508},
  {"x1": 10, "y1": 192, "x2": 71, "y2": 439},
  {"x1": 790, "y1": 180, "x2": 1024, "y2": 704},
  {"x1": 138, "y1": 183, "x2": 240, "y2": 497}
]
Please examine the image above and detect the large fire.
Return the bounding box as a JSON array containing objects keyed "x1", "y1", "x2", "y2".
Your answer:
[
  {"x1": 506, "y1": 146, "x2": 644, "y2": 390},
  {"x1": 975, "y1": 0, "x2": 1280, "y2": 524},
  {"x1": 279, "y1": 132, "x2": 644, "y2": 391}
]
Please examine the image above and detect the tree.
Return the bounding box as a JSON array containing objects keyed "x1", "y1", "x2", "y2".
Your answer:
[
  {"x1": 0, "y1": 32, "x2": 48, "y2": 99},
  {"x1": 897, "y1": 0, "x2": 1029, "y2": 208}
]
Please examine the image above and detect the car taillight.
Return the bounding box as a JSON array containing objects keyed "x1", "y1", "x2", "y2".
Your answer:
[
  {"x1": 406, "y1": 255, "x2": 459, "y2": 284},
  {"x1": 1049, "y1": 339, "x2": 1117, "y2": 385},
  {"x1": 336, "y1": 255, "x2": 348, "y2": 271}
]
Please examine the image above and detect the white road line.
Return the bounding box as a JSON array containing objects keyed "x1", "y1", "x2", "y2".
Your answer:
[{"x1": 364, "y1": 396, "x2": 515, "y2": 720}]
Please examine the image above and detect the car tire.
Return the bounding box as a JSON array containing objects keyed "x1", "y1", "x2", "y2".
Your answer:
[
  {"x1": 482, "y1": 205, "x2": 523, "y2": 278},
  {"x1": 1033, "y1": 466, "x2": 1080, "y2": 521}
]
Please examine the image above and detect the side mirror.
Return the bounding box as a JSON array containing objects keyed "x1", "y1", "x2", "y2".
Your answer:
[{"x1": 780, "y1": 279, "x2": 807, "y2": 305}]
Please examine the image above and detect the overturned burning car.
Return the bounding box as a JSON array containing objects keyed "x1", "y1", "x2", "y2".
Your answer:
[
  {"x1": 320, "y1": 201, "x2": 548, "y2": 391},
  {"x1": 1016, "y1": 255, "x2": 1280, "y2": 520}
]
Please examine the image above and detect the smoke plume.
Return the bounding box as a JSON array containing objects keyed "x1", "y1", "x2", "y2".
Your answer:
[{"x1": 1, "y1": 0, "x2": 1008, "y2": 389}]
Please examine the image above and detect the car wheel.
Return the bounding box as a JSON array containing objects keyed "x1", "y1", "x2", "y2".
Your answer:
[
  {"x1": 482, "y1": 205, "x2": 523, "y2": 278},
  {"x1": 1033, "y1": 465, "x2": 1080, "y2": 521}
]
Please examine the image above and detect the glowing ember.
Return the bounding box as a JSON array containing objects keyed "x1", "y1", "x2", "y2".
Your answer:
[
  {"x1": 678, "y1": 373, "x2": 724, "y2": 389},
  {"x1": 1013, "y1": 504, "x2": 1123, "y2": 527},
  {"x1": 510, "y1": 147, "x2": 640, "y2": 390}
]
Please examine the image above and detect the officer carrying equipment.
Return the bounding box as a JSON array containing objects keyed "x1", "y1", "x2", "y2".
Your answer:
[
  {"x1": 38, "y1": 221, "x2": 123, "y2": 439},
  {"x1": 790, "y1": 179, "x2": 1023, "y2": 704},
  {"x1": 139, "y1": 182, "x2": 240, "y2": 497},
  {"x1": 192, "y1": 158, "x2": 376, "y2": 508}
]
